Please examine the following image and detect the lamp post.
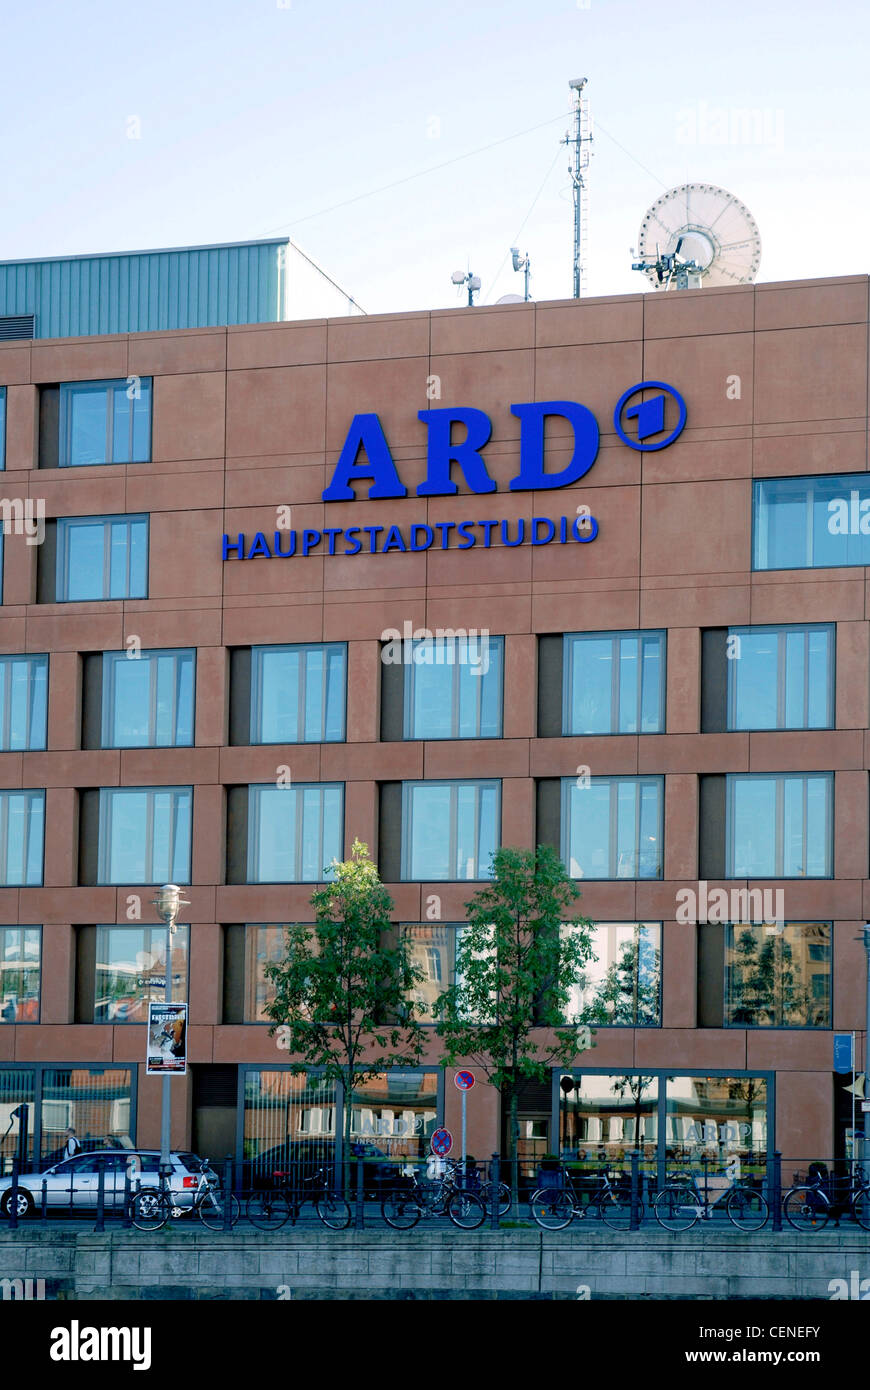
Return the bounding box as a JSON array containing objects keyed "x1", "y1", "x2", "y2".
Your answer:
[
  {"x1": 863, "y1": 925, "x2": 870, "y2": 1166},
  {"x1": 152, "y1": 884, "x2": 189, "y2": 1182}
]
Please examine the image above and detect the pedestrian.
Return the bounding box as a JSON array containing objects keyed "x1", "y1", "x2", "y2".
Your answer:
[{"x1": 64, "y1": 1127, "x2": 81, "y2": 1158}]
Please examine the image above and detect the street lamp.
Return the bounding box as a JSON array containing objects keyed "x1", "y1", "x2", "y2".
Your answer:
[
  {"x1": 863, "y1": 925, "x2": 870, "y2": 1165},
  {"x1": 152, "y1": 884, "x2": 190, "y2": 1181}
]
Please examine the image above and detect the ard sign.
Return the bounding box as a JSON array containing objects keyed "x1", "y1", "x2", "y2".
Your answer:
[{"x1": 222, "y1": 383, "x2": 687, "y2": 562}]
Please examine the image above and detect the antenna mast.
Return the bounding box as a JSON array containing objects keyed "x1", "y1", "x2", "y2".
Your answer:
[{"x1": 564, "y1": 78, "x2": 592, "y2": 297}]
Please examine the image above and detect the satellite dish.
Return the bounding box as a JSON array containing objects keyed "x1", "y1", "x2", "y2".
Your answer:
[
  {"x1": 495, "y1": 293, "x2": 525, "y2": 305},
  {"x1": 632, "y1": 183, "x2": 761, "y2": 290}
]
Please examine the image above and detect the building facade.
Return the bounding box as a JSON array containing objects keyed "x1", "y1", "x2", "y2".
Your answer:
[{"x1": 0, "y1": 273, "x2": 867, "y2": 1182}]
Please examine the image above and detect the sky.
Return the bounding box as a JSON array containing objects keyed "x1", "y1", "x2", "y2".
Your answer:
[{"x1": 1, "y1": 0, "x2": 868, "y2": 314}]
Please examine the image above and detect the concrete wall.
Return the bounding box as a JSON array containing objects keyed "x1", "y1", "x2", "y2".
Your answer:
[{"x1": 2, "y1": 1227, "x2": 869, "y2": 1300}]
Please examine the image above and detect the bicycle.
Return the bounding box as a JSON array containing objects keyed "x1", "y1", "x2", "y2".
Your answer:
[
  {"x1": 782, "y1": 1164, "x2": 870, "y2": 1232},
  {"x1": 653, "y1": 1170, "x2": 768, "y2": 1232},
  {"x1": 128, "y1": 1159, "x2": 240, "y2": 1232},
  {"x1": 381, "y1": 1165, "x2": 486, "y2": 1230},
  {"x1": 439, "y1": 1157, "x2": 511, "y2": 1217},
  {"x1": 247, "y1": 1167, "x2": 351, "y2": 1231},
  {"x1": 530, "y1": 1167, "x2": 638, "y2": 1231}
]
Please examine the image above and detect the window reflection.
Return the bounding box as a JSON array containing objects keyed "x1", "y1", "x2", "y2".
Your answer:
[
  {"x1": 563, "y1": 923, "x2": 661, "y2": 1026},
  {"x1": 246, "y1": 784, "x2": 343, "y2": 883},
  {"x1": 728, "y1": 624, "x2": 833, "y2": 730},
  {"x1": 401, "y1": 780, "x2": 499, "y2": 880},
  {"x1": 102, "y1": 649, "x2": 194, "y2": 748},
  {"x1": 726, "y1": 773, "x2": 832, "y2": 877},
  {"x1": 724, "y1": 922, "x2": 830, "y2": 1027},
  {"x1": 251, "y1": 644, "x2": 346, "y2": 744},
  {"x1": 0, "y1": 928, "x2": 41, "y2": 1023},
  {"x1": 95, "y1": 925, "x2": 188, "y2": 1024},
  {"x1": 558, "y1": 1073, "x2": 659, "y2": 1166}
]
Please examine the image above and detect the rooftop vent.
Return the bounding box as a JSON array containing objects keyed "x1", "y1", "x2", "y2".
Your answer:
[{"x1": 0, "y1": 314, "x2": 35, "y2": 341}]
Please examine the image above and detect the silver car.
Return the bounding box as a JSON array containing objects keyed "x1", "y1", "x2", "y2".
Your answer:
[{"x1": 0, "y1": 1149, "x2": 203, "y2": 1219}]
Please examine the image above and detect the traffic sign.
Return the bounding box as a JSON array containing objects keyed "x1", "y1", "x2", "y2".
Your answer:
[
  {"x1": 430, "y1": 1127, "x2": 453, "y2": 1157},
  {"x1": 454, "y1": 1071, "x2": 475, "y2": 1091}
]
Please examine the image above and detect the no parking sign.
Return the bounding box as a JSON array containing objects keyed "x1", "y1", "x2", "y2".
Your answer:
[
  {"x1": 454, "y1": 1071, "x2": 475, "y2": 1091},
  {"x1": 430, "y1": 1127, "x2": 453, "y2": 1157}
]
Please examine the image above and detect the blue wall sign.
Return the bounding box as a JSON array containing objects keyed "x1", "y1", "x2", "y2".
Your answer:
[
  {"x1": 222, "y1": 381, "x2": 686, "y2": 560},
  {"x1": 834, "y1": 1033, "x2": 854, "y2": 1074}
]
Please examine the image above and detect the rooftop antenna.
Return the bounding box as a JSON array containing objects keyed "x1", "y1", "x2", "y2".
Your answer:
[
  {"x1": 631, "y1": 182, "x2": 761, "y2": 290},
  {"x1": 563, "y1": 78, "x2": 593, "y2": 297},
  {"x1": 510, "y1": 247, "x2": 531, "y2": 301},
  {"x1": 451, "y1": 269, "x2": 482, "y2": 307}
]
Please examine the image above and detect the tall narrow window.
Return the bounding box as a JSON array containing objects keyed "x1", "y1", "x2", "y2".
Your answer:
[
  {"x1": 0, "y1": 790, "x2": 44, "y2": 886},
  {"x1": 0, "y1": 655, "x2": 48, "y2": 750},
  {"x1": 59, "y1": 378, "x2": 152, "y2": 466},
  {"x1": 0, "y1": 927, "x2": 41, "y2": 1023},
  {"x1": 563, "y1": 631, "x2": 665, "y2": 734},
  {"x1": 57, "y1": 515, "x2": 148, "y2": 601},
  {"x1": 403, "y1": 636, "x2": 503, "y2": 739},
  {"x1": 102, "y1": 649, "x2": 194, "y2": 747},
  {"x1": 0, "y1": 386, "x2": 6, "y2": 470},
  {"x1": 246, "y1": 784, "x2": 343, "y2": 883},
  {"x1": 251, "y1": 644, "x2": 346, "y2": 743},
  {"x1": 97, "y1": 787, "x2": 192, "y2": 885},
  {"x1": 727, "y1": 625, "x2": 834, "y2": 730}
]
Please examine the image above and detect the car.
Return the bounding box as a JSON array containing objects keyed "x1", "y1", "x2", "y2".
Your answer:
[{"x1": 0, "y1": 1149, "x2": 206, "y2": 1219}]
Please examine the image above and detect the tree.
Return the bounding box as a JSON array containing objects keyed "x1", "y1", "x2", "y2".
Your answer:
[
  {"x1": 264, "y1": 840, "x2": 426, "y2": 1196},
  {"x1": 727, "y1": 926, "x2": 813, "y2": 1026},
  {"x1": 437, "y1": 845, "x2": 596, "y2": 1211}
]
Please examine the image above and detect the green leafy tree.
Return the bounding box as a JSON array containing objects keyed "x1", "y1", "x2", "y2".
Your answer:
[
  {"x1": 264, "y1": 840, "x2": 426, "y2": 1195},
  {"x1": 727, "y1": 926, "x2": 812, "y2": 1026},
  {"x1": 437, "y1": 845, "x2": 596, "y2": 1210}
]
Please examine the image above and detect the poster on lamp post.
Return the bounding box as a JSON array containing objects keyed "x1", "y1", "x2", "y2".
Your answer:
[{"x1": 146, "y1": 1002, "x2": 188, "y2": 1075}]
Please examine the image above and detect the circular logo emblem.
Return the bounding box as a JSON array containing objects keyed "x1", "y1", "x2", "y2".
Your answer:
[{"x1": 613, "y1": 380, "x2": 687, "y2": 452}]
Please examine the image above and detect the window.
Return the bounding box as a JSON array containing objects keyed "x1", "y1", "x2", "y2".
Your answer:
[
  {"x1": 400, "y1": 924, "x2": 463, "y2": 1022},
  {"x1": 251, "y1": 644, "x2": 346, "y2": 743},
  {"x1": 102, "y1": 648, "x2": 194, "y2": 747},
  {"x1": 726, "y1": 773, "x2": 832, "y2": 878},
  {"x1": 0, "y1": 927, "x2": 41, "y2": 1023},
  {"x1": 401, "y1": 780, "x2": 500, "y2": 880},
  {"x1": 94, "y1": 925, "x2": 189, "y2": 1023},
  {"x1": 727, "y1": 625, "x2": 834, "y2": 730},
  {"x1": 56, "y1": 514, "x2": 148, "y2": 601},
  {"x1": 561, "y1": 776, "x2": 663, "y2": 880},
  {"x1": 39, "y1": 1068, "x2": 133, "y2": 1162},
  {"x1": 563, "y1": 630, "x2": 665, "y2": 735},
  {"x1": 0, "y1": 655, "x2": 48, "y2": 750},
  {"x1": 559, "y1": 1074, "x2": 659, "y2": 1164},
  {"x1": 0, "y1": 790, "x2": 44, "y2": 885},
  {"x1": 59, "y1": 378, "x2": 152, "y2": 467},
  {"x1": 0, "y1": 386, "x2": 5, "y2": 469},
  {"x1": 403, "y1": 636, "x2": 503, "y2": 739},
  {"x1": 563, "y1": 923, "x2": 661, "y2": 1026},
  {"x1": 246, "y1": 784, "x2": 343, "y2": 883},
  {"x1": 244, "y1": 924, "x2": 295, "y2": 1022},
  {"x1": 724, "y1": 922, "x2": 831, "y2": 1028},
  {"x1": 753, "y1": 473, "x2": 870, "y2": 570},
  {"x1": 97, "y1": 787, "x2": 192, "y2": 885}
]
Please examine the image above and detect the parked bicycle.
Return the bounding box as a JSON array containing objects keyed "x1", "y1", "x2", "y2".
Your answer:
[
  {"x1": 128, "y1": 1159, "x2": 240, "y2": 1232},
  {"x1": 530, "y1": 1167, "x2": 637, "y2": 1230},
  {"x1": 782, "y1": 1163, "x2": 870, "y2": 1232},
  {"x1": 381, "y1": 1163, "x2": 487, "y2": 1230},
  {"x1": 246, "y1": 1167, "x2": 351, "y2": 1231},
  {"x1": 653, "y1": 1169, "x2": 768, "y2": 1232}
]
